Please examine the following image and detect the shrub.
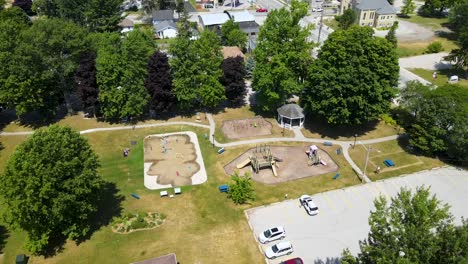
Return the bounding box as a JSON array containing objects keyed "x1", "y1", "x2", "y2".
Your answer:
[
  {"x1": 380, "y1": 114, "x2": 397, "y2": 127},
  {"x1": 424, "y1": 41, "x2": 444, "y2": 54}
]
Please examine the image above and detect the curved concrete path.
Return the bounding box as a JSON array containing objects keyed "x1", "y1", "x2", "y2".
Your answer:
[{"x1": 0, "y1": 115, "x2": 407, "y2": 183}]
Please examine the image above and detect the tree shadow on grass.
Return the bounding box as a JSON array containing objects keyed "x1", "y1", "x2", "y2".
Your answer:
[
  {"x1": 303, "y1": 117, "x2": 381, "y2": 140},
  {"x1": 313, "y1": 257, "x2": 341, "y2": 264},
  {"x1": 0, "y1": 225, "x2": 10, "y2": 254},
  {"x1": 0, "y1": 106, "x2": 69, "y2": 131},
  {"x1": 40, "y1": 182, "x2": 124, "y2": 257}
]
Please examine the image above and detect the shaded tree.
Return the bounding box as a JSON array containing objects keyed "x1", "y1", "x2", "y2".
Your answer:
[
  {"x1": 0, "y1": 125, "x2": 105, "y2": 254},
  {"x1": 0, "y1": 0, "x2": 5, "y2": 10},
  {"x1": 419, "y1": 0, "x2": 457, "y2": 17},
  {"x1": 12, "y1": 0, "x2": 33, "y2": 15},
  {"x1": 221, "y1": 19, "x2": 248, "y2": 49},
  {"x1": 404, "y1": 84, "x2": 468, "y2": 161},
  {"x1": 228, "y1": 172, "x2": 255, "y2": 205},
  {"x1": 75, "y1": 52, "x2": 99, "y2": 116},
  {"x1": 222, "y1": 56, "x2": 246, "y2": 106},
  {"x1": 84, "y1": 0, "x2": 122, "y2": 32},
  {"x1": 385, "y1": 21, "x2": 398, "y2": 48},
  {"x1": 445, "y1": 0, "x2": 468, "y2": 69},
  {"x1": 145, "y1": 51, "x2": 174, "y2": 112},
  {"x1": 401, "y1": 0, "x2": 416, "y2": 17},
  {"x1": 96, "y1": 30, "x2": 155, "y2": 120},
  {"x1": 19, "y1": 18, "x2": 89, "y2": 114},
  {"x1": 302, "y1": 26, "x2": 399, "y2": 125},
  {"x1": 252, "y1": 0, "x2": 313, "y2": 112},
  {"x1": 341, "y1": 186, "x2": 468, "y2": 264},
  {"x1": 336, "y1": 8, "x2": 356, "y2": 30}
]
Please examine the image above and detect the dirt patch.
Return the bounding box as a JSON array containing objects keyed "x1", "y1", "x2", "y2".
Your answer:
[
  {"x1": 144, "y1": 134, "x2": 200, "y2": 187},
  {"x1": 221, "y1": 117, "x2": 272, "y2": 139},
  {"x1": 224, "y1": 145, "x2": 339, "y2": 184}
]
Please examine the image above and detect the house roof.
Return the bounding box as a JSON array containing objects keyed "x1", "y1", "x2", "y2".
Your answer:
[
  {"x1": 277, "y1": 104, "x2": 305, "y2": 119},
  {"x1": 152, "y1": 9, "x2": 175, "y2": 21},
  {"x1": 356, "y1": 0, "x2": 396, "y2": 14},
  {"x1": 222, "y1": 46, "x2": 244, "y2": 59},
  {"x1": 198, "y1": 13, "x2": 230, "y2": 26},
  {"x1": 239, "y1": 21, "x2": 259, "y2": 33},
  {"x1": 131, "y1": 253, "x2": 177, "y2": 264},
  {"x1": 225, "y1": 10, "x2": 255, "y2": 23},
  {"x1": 154, "y1": 20, "x2": 177, "y2": 32},
  {"x1": 118, "y1": 18, "x2": 134, "y2": 28}
]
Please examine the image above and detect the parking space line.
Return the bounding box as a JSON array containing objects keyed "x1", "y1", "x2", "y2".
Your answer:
[
  {"x1": 322, "y1": 193, "x2": 337, "y2": 211},
  {"x1": 337, "y1": 190, "x2": 353, "y2": 208}
]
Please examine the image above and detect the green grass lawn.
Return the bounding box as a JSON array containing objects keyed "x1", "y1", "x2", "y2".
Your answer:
[
  {"x1": 397, "y1": 37, "x2": 459, "y2": 58},
  {"x1": 349, "y1": 139, "x2": 445, "y2": 181},
  {"x1": 0, "y1": 124, "x2": 363, "y2": 264},
  {"x1": 398, "y1": 15, "x2": 449, "y2": 31},
  {"x1": 301, "y1": 118, "x2": 401, "y2": 141},
  {"x1": 407, "y1": 68, "x2": 468, "y2": 89}
]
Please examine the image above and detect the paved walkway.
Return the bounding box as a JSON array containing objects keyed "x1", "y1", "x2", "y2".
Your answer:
[
  {"x1": 1, "y1": 114, "x2": 407, "y2": 183},
  {"x1": 399, "y1": 52, "x2": 451, "y2": 70}
]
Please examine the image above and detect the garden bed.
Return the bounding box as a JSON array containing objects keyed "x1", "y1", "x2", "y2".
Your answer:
[{"x1": 112, "y1": 212, "x2": 166, "y2": 234}]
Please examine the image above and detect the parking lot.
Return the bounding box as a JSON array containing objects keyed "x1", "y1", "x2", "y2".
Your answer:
[{"x1": 246, "y1": 167, "x2": 468, "y2": 263}]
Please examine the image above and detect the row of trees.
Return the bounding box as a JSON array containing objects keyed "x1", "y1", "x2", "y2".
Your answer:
[
  {"x1": 0, "y1": 6, "x2": 248, "y2": 120},
  {"x1": 252, "y1": 1, "x2": 399, "y2": 125},
  {"x1": 445, "y1": 0, "x2": 468, "y2": 69}
]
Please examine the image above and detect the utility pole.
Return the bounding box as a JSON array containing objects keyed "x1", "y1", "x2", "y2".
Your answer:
[
  {"x1": 317, "y1": 3, "x2": 324, "y2": 43},
  {"x1": 363, "y1": 146, "x2": 372, "y2": 178}
]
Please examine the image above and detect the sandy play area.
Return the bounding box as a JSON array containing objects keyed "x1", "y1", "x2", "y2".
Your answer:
[
  {"x1": 221, "y1": 117, "x2": 272, "y2": 139},
  {"x1": 224, "y1": 145, "x2": 338, "y2": 184},
  {"x1": 144, "y1": 132, "x2": 207, "y2": 190}
]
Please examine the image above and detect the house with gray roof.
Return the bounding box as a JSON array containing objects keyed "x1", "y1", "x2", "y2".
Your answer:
[
  {"x1": 154, "y1": 21, "x2": 178, "y2": 39},
  {"x1": 152, "y1": 10, "x2": 175, "y2": 25},
  {"x1": 354, "y1": 0, "x2": 396, "y2": 28}
]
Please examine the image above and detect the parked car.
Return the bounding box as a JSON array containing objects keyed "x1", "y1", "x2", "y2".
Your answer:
[
  {"x1": 312, "y1": 7, "x2": 323, "y2": 12},
  {"x1": 258, "y1": 226, "x2": 286, "y2": 244},
  {"x1": 299, "y1": 195, "x2": 319, "y2": 215},
  {"x1": 264, "y1": 241, "x2": 293, "y2": 259},
  {"x1": 256, "y1": 7, "x2": 268, "y2": 12},
  {"x1": 280, "y1": 257, "x2": 304, "y2": 264}
]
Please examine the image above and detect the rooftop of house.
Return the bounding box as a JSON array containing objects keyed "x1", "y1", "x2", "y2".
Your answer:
[
  {"x1": 222, "y1": 46, "x2": 245, "y2": 59},
  {"x1": 355, "y1": 0, "x2": 396, "y2": 14},
  {"x1": 118, "y1": 18, "x2": 134, "y2": 28},
  {"x1": 198, "y1": 13, "x2": 230, "y2": 26},
  {"x1": 131, "y1": 253, "x2": 177, "y2": 264},
  {"x1": 239, "y1": 21, "x2": 260, "y2": 33},
  {"x1": 154, "y1": 20, "x2": 177, "y2": 32},
  {"x1": 224, "y1": 10, "x2": 255, "y2": 23},
  {"x1": 152, "y1": 9, "x2": 175, "y2": 21}
]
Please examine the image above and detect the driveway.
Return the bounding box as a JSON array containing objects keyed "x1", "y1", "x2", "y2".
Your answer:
[
  {"x1": 373, "y1": 19, "x2": 434, "y2": 42},
  {"x1": 246, "y1": 167, "x2": 468, "y2": 263}
]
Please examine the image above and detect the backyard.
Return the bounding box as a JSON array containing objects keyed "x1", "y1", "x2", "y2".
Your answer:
[{"x1": 408, "y1": 68, "x2": 468, "y2": 89}]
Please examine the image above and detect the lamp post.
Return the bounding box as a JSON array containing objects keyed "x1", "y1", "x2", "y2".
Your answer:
[{"x1": 353, "y1": 134, "x2": 358, "y2": 149}]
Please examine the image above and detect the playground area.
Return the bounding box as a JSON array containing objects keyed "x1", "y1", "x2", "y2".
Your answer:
[
  {"x1": 221, "y1": 117, "x2": 272, "y2": 139},
  {"x1": 143, "y1": 132, "x2": 207, "y2": 190},
  {"x1": 224, "y1": 145, "x2": 339, "y2": 184}
]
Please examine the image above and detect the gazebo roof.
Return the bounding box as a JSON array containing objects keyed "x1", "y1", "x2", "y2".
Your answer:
[{"x1": 277, "y1": 104, "x2": 304, "y2": 119}]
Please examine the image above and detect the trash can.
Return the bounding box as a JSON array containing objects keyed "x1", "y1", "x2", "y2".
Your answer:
[{"x1": 16, "y1": 254, "x2": 26, "y2": 264}]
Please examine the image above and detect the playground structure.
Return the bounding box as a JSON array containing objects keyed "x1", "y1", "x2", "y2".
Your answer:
[
  {"x1": 306, "y1": 145, "x2": 327, "y2": 166},
  {"x1": 236, "y1": 145, "x2": 282, "y2": 177},
  {"x1": 225, "y1": 145, "x2": 339, "y2": 184}
]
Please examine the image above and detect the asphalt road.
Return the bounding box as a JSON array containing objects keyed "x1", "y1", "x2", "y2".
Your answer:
[{"x1": 246, "y1": 167, "x2": 468, "y2": 264}]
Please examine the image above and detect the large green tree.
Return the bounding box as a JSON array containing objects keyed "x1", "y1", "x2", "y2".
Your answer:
[
  {"x1": 0, "y1": 7, "x2": 32, "y2": 111},
  {"x1": 96, "y1": 30, "x2": 155, "y2": 120},
  {"x1": 445, "y1": 0, "x2": 468, "y2": 69},
  {"x1": 420, "y1": 0, "x2": 457, "y2": 17},
  {"x1": 228, "y1": 172, "x2": 255, "y2": 205},
  {"x1": 385, "y1": 21, "x2": 399, "y2": 48},
  {"x1": 302, "y1": 26, "x2": 399, "y2": 125},
  {"x1": 19, "y1": 18, "x2": 88, "y2": 114},
  {"x1": 336, "y1": 8, "x2": 356, "y2": 30},
  {"x1": 341, "y1": 186, "x2": 468, "y2": 264},
  {"x1": 403, "y1": 84, "x2": 468, "y2": 161},
  {"x1": 252, "y1": 0, "x2": 313, "y2": 112},
  {"x1": 401, "y1": 0, "x2": 416, "y2": 17},
  {"x1": 170, "y1": 29, "x2": 225, "y2": 110},
  {"x1": 33, "y1": 0, "x2": 122, "y2": 32},
  {"x1": 221, "y1": 19, "x2": 248, "y2": 49},
  {"x1": 0, "y1": 125, "x2": 105, "y2": 254}
]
